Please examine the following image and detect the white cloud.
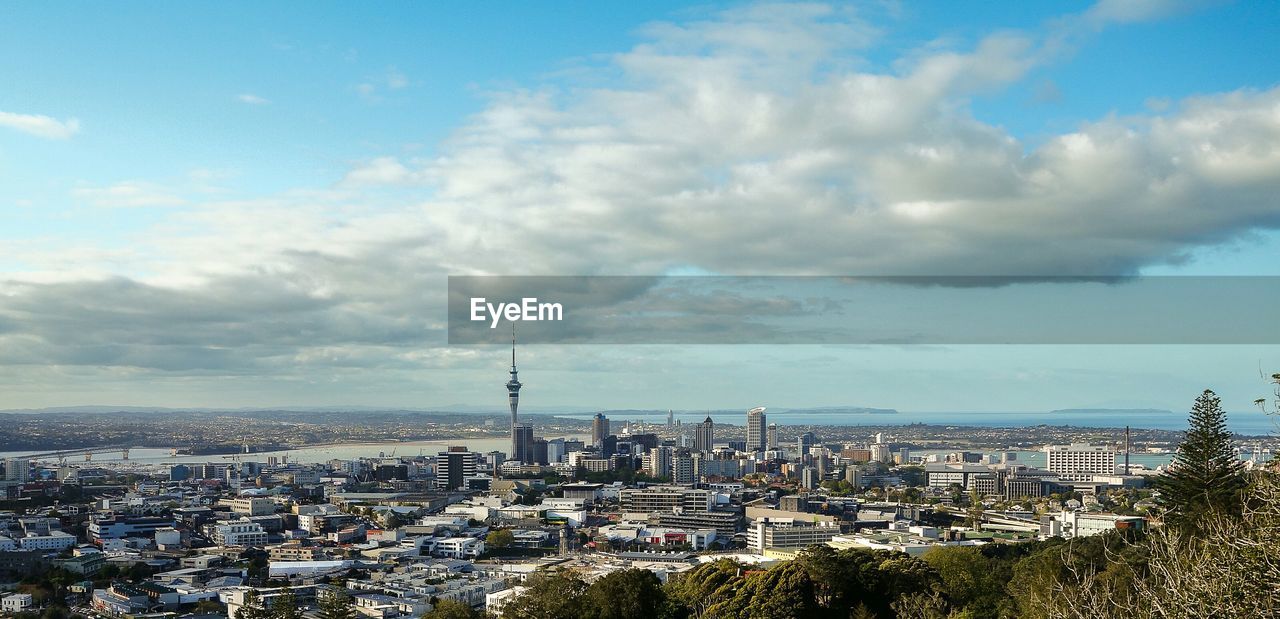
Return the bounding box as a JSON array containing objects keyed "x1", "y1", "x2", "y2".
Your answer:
[
  {"x1": 0, "y1": 110, "x2": 80, "y2": 139},
  {"x1": 2, "y1": 1, "x2": 1279, "y2": 386},
  {"x1": 237, "y1": 93, "x2": 270, "y2": 105},
  {"x1": 72, "y1": 181, "x2": 188, "y2": 208},
  {"x1": 341, "y1": 157, "x2": 423, "y2": 185}
]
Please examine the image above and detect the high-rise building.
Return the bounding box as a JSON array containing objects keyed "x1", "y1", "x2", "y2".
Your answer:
[
  {"x1": 1045, "y1": 443, "x2": 1118, "y2": 481},
  {"x1": 767, "y1": 423, "x2": 779, "y2": 450},
  {"x1": 695, "y1": 416, "x2": 715, "y2": 452},
  {"x1": 797, "y1": 432, "x2": 816, "y2": 457},
  {"x1": 4, "y1": 458, "x2": 30, "y2": 482},
  {"x1": 512, "y1": 424, "x2": 535, "y2": 464},
  {"x1": 844, "y1": 465, "x2": 860, "y2": 488},
  {"x1": 667, "y1": 409, "x2": 674, "y2": 428},
  {"x1": 746, "y1": 406, "x2": 767, "y2": 451},
  {"x1": 672, "y1": 450, "x2": 695, "y2": 484},
  {"x1": 870, "y1": 442, "x2": 892, "y2": 464},
  {"x1": 506, "y1": 329, "x2": 523, "y2": 462},
  {"x1": 437, "y1": 447, "x2": 478, "y2": 491},
  {"x1": 801, "y1": 466, "x2": 817, "y2": 490},
  {"x1": 592, "y1": 413, "x2": 610, "y2": 447},
  {"x1": 533, "y1": 438, "x2": 549, "y2": 466},
  {"x1": 547, "y1": 438, "x2": 566, "y2": 464},
  {"x1": 647, "y1": 446, "x2": 672, "y2": 479}
]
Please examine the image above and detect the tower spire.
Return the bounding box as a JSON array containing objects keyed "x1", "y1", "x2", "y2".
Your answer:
[{"x1": 506, "y1": 322, "x2": 523, "y2": 464}]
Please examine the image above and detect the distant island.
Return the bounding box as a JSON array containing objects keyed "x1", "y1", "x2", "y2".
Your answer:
[{"x1": 1050, "y1": 408, "x2": 1174, "y2": 416}]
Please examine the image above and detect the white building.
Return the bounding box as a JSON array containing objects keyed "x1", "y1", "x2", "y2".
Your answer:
[
  {"x1": 227, "y1": 497, "x2": 276, "y2": 516},
  {"x1": 747, "y1": 518, "x2": 841, "y2": 551},
  {"x1": 433, "y1": 537, "x2": 484, "y2": 559},
  {"x1": 1045, "y1": 444, "x2": 1118, "y2": 481},
  {"x1": 1043, "y1": 511, "x2": 1146, "y2": 538},
  {"x1": 2, "y1": 593, "x2": 34, "y2": 613},
  {"x1": 213, "y1": 521, "x2": 269, "y2": 547},
  {"x1": 19, "y1": 530, "x2": 77, "y2": 552}
]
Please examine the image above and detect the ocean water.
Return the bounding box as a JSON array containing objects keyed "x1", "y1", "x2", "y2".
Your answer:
[{"x1": 557, "y1": 409, "x2": 1279, "y2": 436}]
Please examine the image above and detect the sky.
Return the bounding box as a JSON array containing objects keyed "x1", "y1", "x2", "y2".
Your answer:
[{"x1": 1, "y1": 1, "x2": 1278, "y2": 414}]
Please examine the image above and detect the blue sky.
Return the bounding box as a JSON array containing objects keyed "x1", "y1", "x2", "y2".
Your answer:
[{"x1": 1, "y1": 1, "x2": 1278, "y2": 414}]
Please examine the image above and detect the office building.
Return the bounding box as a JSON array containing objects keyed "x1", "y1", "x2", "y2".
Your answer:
[
  {"x1": 767, "y1": 423, "x2": 778, "y2": 450},
  {"x1": 592, "y1": 413, "x2": 610, "y2": 447},
  {"x1": 619, "y1": 486, "x2": 712, "y2": 512},
  {"x1": 748, "y1": 518, "x2": 841, "y2": 551},
  {"x1": 797, "y1": 432, "x2": 816, "y2": 457},
  {"x1": 695, "y1": 416, "x2": 715, "y2": 452},
  {"x1": 870, "y1": 442, "x2": 892, "y2": 464},
  {"x1": 437, "y1": 447, "x2": 478, "y2": 491},
  {"x1": 3, "y1": 459, "x2": 29, "y2": 483},
  {"x1": 212, "y1": 521, "x2": 269, "y2": 547},
  {"x1": 646, "y1": 446, "x2": 672, "y2": 479},
  {"x1": 547, "y1": 438, "x2": 566, "y2": 464},
  {"x1": 746, "y1": 406, "x2": 767, "y2": 451},
  {"x1": 512, "y1": 423, "x2": 535, "y2": 464},
  {"x1": 1045, "y1": 444, "x2": 1118, "y2": 481},
  {"x1": 672, "y1": 450, "x2": 695, "y2": 485},
  {"x1": 801, "y1": 466, "x2": 817, "y2": 490},
  {"x1": 227, "y1": 497, "x2": 275, "y2": 517}
]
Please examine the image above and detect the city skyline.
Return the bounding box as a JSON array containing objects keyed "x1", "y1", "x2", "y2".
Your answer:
[{"x1": 1, "y1": 2, "x2": 1278, "y2": 412}]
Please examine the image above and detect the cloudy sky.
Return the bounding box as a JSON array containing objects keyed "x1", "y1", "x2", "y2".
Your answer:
[{"x1": 1, "y1": 1, "x2": 1278, "y2": 414}]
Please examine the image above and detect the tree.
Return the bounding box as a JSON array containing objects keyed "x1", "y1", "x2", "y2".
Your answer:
[
  {"x1": 272, "y1": 587, "x2": 302, "y2": 619},
  {"x1": 581, "y1": 568, "x2": 666, "y2": 619},
  {"x1": 486, "y1": 529, "x2": 515, "y2": 549},
  {"x1": 317, "y1": 589, "x2": 356, "y2": 619},
  {"x1": 422, "y1": 599, "x2": 482, "y2": 619},
  {"x1": 235, "y1": 591, "x2": 270, "y2": 619},
  {"x1": 500, "y1": 570, "x2": 587, "y2": 619},
  {"x1": 1154, "y1": 389, "x2": 1248, "y2": 531}
]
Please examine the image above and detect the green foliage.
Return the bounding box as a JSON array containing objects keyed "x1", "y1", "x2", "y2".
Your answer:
[
  {"x1": 665, "y1": 559, "x2": 741, "y2": 617},
  {"x1": 709, "y1": 561, "x2": 819, "y2": 619},
  {"x1": 921, "y1": 547, "x2": 1007, "y2": 618},
  {"x1": 486, "y1": 529, "x2": 515, "y2": 548},
  {"x1": 500, "y1": 570, "x2": 589, "y2": 619},
  {"x1": 317, "y1": 589, "x2": 357, "y2": 619},
  {"x1": 422, "y1": 599, "x2": 482, "y2": 619},
  {"x1": 272, "y1": 587, "x2": 302, "y2": 619},
  {"x1": 581, "y1": 568, "x2": 667, "y2": 619},
  {"x1": 235, "y1": 590, "x2": 271, "y2": 619},
  {"x1": 1153, "y1": 389, "x2": 1248, "y2": 531}
]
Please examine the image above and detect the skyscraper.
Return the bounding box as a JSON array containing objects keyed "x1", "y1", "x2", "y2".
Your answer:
[
  {"x1": 672, "y1": 450, "x2": 695, "y2": 484},
  {"x1": 513, "y1": 423, "x2": 534, "y2": 464},
  {"x1": 797, "y1": 431, "x2": 816, "y2": 457},
  {"x1": 746, "y1": 406, "x2": 767, "y2": 451},
  {"x1": 647, "y1": 446, "x2": 672, "y2": 478},
  {"x1": 437, "y1": 447, "x2": 478, "y2": 491},
  {"x1": 767, "y1": 423, "x2": 779, "y2": 450},
  {"x1": 667, "y1": 409, "x2": 674, "y2": 428},
  {"x1": 695, "y1": 416, "x2": 715, "y2": 452},
  {"x1": 506, "y1": 327, "x2": 523, "y2": 462},
  {"x1": 592, "y1": 413, "x2": 610, "y2": 447}
]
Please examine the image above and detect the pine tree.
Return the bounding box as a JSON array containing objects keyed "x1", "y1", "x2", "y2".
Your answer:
[
  {"x1": 272, "y1": 587, "x2": 302, "y2": 619},
  {"x1": 317, "y1": 589, "x2": 356, "y2": 619},
  {"x1": 1154, "y1": 389, "x2": 1247, "y2": 531},
  {"x1": 235, "y1": 591, "x2": 270, "y2": 619}
]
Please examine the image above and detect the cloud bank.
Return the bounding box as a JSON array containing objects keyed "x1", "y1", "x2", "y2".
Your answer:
[{"x1": 1, "y1": 2, "x2": 1278, "y2": 400}]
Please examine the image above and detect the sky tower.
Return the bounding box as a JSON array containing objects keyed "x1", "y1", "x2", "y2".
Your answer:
[{"x1": 506, "y1": 325, "x2": 522, "y2": 462}]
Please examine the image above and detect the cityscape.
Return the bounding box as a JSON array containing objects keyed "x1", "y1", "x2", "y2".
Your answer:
[{"x1": 2, "y1": 1, "x2": 1279, "y2": 618}]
